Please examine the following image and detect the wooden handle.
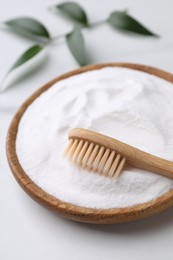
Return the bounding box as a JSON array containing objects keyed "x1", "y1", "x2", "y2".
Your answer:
[{"x1": 69, "y1": 128, "x2": 173, "y2": 179}]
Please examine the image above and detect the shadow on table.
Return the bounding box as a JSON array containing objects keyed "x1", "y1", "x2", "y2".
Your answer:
[
  {"x1": 62, "y1": 206, "x2": 173, "y2": 235},
  {"x1": 16, "y1": 183, "x2": 173, "y2": 235}
]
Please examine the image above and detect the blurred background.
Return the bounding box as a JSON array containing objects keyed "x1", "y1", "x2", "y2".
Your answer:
[{"x1": 1, "y1": 1, "x2": 173, "y2": 260}]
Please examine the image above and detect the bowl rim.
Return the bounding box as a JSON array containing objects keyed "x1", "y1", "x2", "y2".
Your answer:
[{"x1": 6, "y1": 62, "x2": 173, "y2": 224}]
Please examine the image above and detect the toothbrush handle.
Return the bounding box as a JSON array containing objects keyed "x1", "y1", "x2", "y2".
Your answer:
[{"x1": 69, "y1": 128, "x2": 173, "y2": 179}]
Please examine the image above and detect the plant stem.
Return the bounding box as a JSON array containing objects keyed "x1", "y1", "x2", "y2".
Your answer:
[
  {"x1": 50, "y1": 19, "x2": 106, "y2": 43},
  {"x1": 51, "y1": 33, "x2": 66, "y2": 42},
  {"x1": 87, "y1": 19, "x2": 106, "y2": 29}
]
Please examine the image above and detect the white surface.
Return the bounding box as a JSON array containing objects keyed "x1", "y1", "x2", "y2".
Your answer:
[
  {"x1": 1, "y1": 0, "x2": 173, "y2": 259},
  {"x1": 16, "y1": 67, "x2": 173, "y2": 209}
]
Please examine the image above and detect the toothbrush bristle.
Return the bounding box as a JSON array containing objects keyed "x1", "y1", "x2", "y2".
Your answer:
[{"x1": 64, "y1": 138, "x2": 126, "y2": 178}]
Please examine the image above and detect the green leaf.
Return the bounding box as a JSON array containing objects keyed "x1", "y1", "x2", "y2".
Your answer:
[
  {"x1": 107, "y1": 11, "x2": 158, "y2": 37},
  {"x1": 5, "y1": 17, "x2": 50, "y2": 39},
  {"x1": 56, "y1": 2, "x2": 88, "y2": 25},
  {"x1": 9, "y1": 45, "x2": 43, "y2": 73},
  {"x1": 0, "y1": 45, "x2": 44, "y2": 92},
  {"x1": 66, "y1": 27, "x2": 86, "y2": 66}
]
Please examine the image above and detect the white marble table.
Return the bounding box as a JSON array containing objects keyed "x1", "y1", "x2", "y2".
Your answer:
[{"x1": 1, "y1": 0, "x2": 173, "y2": 259}]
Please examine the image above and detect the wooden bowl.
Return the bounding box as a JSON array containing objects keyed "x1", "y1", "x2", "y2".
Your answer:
[{"x1": 6, "y1": 63, "x2": 173, "y2": 224}]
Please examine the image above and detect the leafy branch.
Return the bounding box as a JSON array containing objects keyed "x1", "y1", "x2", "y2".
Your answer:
[{"x1": 0, "y1": 1, "x2": 159, "y2": 91}]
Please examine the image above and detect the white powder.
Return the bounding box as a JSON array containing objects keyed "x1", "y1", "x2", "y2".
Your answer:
[{"x1": 16, "y1": 67, "x2": 173, "y2": 209}]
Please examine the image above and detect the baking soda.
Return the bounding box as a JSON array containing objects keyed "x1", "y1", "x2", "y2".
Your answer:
[{"x1": 16, "y1": 67, "x2": 173, "y2": 209}]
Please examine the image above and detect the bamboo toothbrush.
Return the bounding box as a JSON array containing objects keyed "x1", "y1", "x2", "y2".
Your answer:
[{"x1": 64, "y1": 128, "x2": 173, "y2": 179}]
